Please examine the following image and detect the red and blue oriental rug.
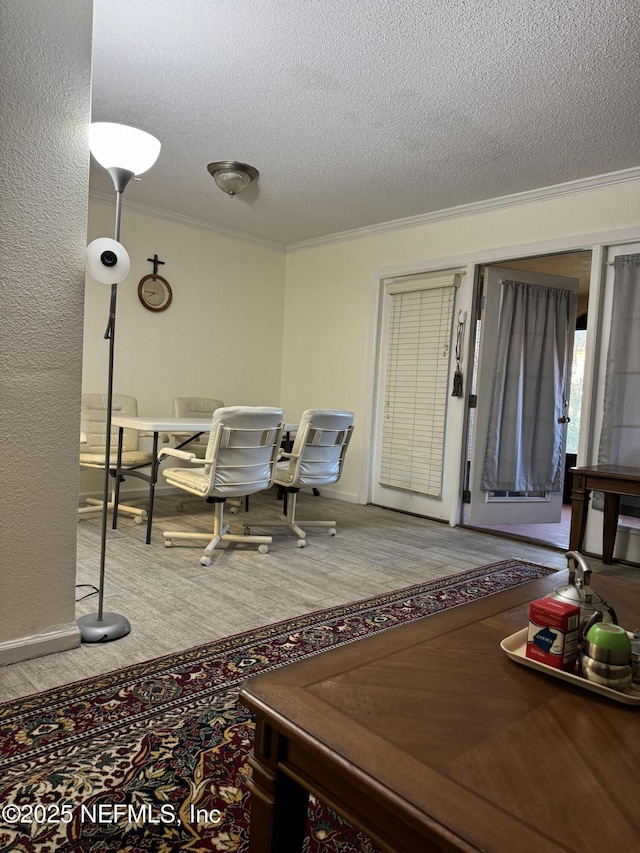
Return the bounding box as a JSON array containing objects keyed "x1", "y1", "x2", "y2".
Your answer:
[{"x1": 0, "y1": 559, "x2": 555, "y2": 852}]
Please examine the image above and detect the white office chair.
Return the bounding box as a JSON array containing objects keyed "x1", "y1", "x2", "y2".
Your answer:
[
  {"x1": 171, "y1": 396, "x2": 225, "y2": 457},
  {"x1": 79, "y1": 393, "x2": 154, "y2": 523},
  {"x1": 160, "y1": 406, "x2": 284, "y2": 564},
  {"x1": 264, "y1": 409, "x2": 354, "y2": 547},
  {"x1": 170, "y1": 396, "x2": 233, "y2": 512}
]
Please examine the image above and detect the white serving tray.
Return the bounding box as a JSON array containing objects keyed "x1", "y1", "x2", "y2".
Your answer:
[{"x1": 500, "y1": 628, "x2": 640, "y2": 706}]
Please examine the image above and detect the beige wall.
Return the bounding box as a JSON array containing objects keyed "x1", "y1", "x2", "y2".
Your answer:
[
  {"x1": 0, "y1": 0, "x2": 92, "y2": 662},
  {"x1": 81, "y1": 199, "x2": 287, "y2": 498},
  {"x1": 283, "y1": 180, "x2": 640, "y2": 506}
]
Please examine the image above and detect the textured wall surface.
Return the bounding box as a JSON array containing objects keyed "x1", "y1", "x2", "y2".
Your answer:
[{"x1": 0, "y1": 1, "x2": 92, "y2": 650}]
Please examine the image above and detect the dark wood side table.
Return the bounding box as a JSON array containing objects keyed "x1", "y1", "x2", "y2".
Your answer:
[
  {"x1": 569, "y1": 464, "x2": 640, "y2": 564},
  {"x1": 239, "y1": 573, "x2": 640, "y2": 853}
]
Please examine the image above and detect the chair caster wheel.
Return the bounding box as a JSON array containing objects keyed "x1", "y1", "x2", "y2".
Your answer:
[
  {"x1": 134, "y1": 516, "x2": 144, "y2": 525},
  {"x1": 243, "y1": 526, "x2": 251, "y2": 535},
  {"x1": 164, "y1": 539, "x2": 172, "y2": 547},
  {"x1": 328, "y1": 527, "x2": 336, "y2": 536},
  {"x1": 200, "y1": 555, "x2": 212, "y2": 566},
  {"x1": 258, "y1": 544, "x2": 269, "y2": 554},
  {"x1": 229, "y1": 506, "x2": 239, "y2": 514},
  {"x1": 297, "y1": 539, "x2": 306, "y2": 548}
]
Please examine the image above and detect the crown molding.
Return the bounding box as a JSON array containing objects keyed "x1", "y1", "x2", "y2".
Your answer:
[
  {"x1": 90, "y1": 166, "x2": 640, "y2": 254},
  {"x1": 286, "y1": 166, "x2": 640, "y2": 252},
  {"x1": 88, "y1": 191, "x2": 286, "y2": 252}
]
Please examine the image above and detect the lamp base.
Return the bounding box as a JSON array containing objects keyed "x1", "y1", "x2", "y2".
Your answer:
[{"x1": 77, "y1": 612, "x2": 131, "y2": 643}]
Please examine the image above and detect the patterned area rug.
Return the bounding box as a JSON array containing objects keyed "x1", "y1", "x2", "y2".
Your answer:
[{"x1": 0, "y1": 560, "x2": 555, "y2": 852}]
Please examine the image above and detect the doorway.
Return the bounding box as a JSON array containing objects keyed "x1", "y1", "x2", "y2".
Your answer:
[{"x1": 462, "y1": 249, "x2": 592, "y2": 549}]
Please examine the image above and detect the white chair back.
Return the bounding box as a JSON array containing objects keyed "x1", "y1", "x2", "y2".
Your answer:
[
  {"x1": 172, "y1": 396, "x2": 225, "y2": 418},
  {"x1": 202, "y1": 406, "x2": 284, "y2": 498},
  {"x1": 172, "y1": 396, "x2": 225, "y2": 456},
  {"x1": 80, "y1": 393, "x2": 140, "y2": 458},
  {"x1": 283, "y1": 409, "x2": 354, "y2": 488}
]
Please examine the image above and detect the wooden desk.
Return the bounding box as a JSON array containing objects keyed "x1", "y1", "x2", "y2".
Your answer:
[
  {"x1": 569, "y1": 464, "x2": 640, "y2": 564},
  {"x1": 240, "y1": 573, "x2": 640, "y2": 853}
]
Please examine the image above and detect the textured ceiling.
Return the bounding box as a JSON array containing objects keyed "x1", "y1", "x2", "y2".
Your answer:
[{"x1": 90, "y1": 0, "x2": 640, "y2": 247}]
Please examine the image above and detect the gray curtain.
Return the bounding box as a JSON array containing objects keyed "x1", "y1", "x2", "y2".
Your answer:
[
  {"x1": 596, "y1": 253, "x2": 640, "y2": 516},
  {"x1": 482, "y1": 279, "x2": 576, "y2": 492}
]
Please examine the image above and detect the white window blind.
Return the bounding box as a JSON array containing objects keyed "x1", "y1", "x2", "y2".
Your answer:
[{"x1": 379, "y1": 270, "x2": 461, "y2": 497}]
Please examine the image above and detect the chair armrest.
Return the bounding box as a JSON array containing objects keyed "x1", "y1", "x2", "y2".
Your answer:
[
  {"x1": 158, "y1": 447, "x2": 198, "y2": 462},
  {"x1": 279, "y1": 451, "x2": 296, "y2": 459}
]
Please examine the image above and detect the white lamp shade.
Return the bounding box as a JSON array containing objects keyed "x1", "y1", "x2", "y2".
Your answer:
[
  {"x1": 89, "y1": 123, "x2": 161, "y2": 176},
  {"x1": 85, "y1": 238, "x2": 131, "y2": 284}
]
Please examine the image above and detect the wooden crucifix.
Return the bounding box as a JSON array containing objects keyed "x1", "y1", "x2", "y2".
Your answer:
[{"x1": 147, "y1": 254, "x2": 165, "y2": 275}]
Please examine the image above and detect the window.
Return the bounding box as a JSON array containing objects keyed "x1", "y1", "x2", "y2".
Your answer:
[
  {"x1": 379, "y1": 271, "x2": 461, "y2": 497},
  {"x1": 566, "y1": 329, "x2": 587, "y2": 455}
]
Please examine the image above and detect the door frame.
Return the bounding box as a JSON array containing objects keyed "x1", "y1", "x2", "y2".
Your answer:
[{"x1": 362, "y1": 226, "x2": 640, "y2": 526}]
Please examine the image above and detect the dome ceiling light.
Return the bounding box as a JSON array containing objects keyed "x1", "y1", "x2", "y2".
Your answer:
[{"x1": 207, "y1": 161, "x2": 259, "y2": 197}]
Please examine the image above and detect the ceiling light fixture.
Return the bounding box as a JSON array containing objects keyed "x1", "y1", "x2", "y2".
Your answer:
[{"x1": 207, "y1": 161, "x2": 258, "y2": 197}]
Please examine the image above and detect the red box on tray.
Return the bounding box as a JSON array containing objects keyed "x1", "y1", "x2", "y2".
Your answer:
[{"x1": 526, "y1": 597, "x2": 580, "y2": 671}]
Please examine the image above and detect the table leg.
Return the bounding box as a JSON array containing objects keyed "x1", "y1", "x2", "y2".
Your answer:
[
  {"x1": 145, "y1": 431, "x2": 160, "y2": 545},
  {"x1": 602, "y1": 492, "x2": 620, "y2": 565},
  {"x1": 247, "y1": 719, "x2": 309, "y2": 853},
  {"x1": 112, "y1": 427, "x2": 125, "y2": 530},
  {"x1": 569, "y1": 473, "x2": 589, "y2": 553}
]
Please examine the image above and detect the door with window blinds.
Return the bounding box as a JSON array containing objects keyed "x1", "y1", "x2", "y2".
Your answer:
[{"x1": 372, "y1": 270, "x2": 461, "y2": 519}]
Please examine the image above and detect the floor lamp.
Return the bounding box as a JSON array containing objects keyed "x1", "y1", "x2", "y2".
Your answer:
[{"x1": 77, "y1": 122, "x2": 161, "y2": 643}]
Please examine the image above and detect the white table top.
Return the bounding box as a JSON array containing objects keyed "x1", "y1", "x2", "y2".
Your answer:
[
  {"x1": 112, "y1": 416, "x2": 298, "y2": 433},
  {"x1": 111, "y1": 416, "x2": 212, "y2": 432}
]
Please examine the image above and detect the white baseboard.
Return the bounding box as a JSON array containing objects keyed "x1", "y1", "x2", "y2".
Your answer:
[
  {"x1": 0, "y1": 623, "x2": 81, "y2": 667},
  {"x1": 307, "y1": 484, "x2": 360, "y2": 504},
  {"x1": 80, "y1": 484, "x2": 363, "y2": 504}
]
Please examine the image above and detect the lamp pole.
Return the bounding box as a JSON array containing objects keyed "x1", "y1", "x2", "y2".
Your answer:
[
  {"x1": 77, "y1": 124, "x2": 160, "y2": 643},
  {"x1": 78, "y1": 171, "x2": 133, "y2": 642}
]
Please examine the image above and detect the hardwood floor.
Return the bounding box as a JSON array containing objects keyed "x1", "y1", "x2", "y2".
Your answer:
[
  {"x1": 2, "y1": 489, "x2": 637, "y2": 701},
  {"x1": 468, "y1": 503, "x2": 573, "y2": 549}
]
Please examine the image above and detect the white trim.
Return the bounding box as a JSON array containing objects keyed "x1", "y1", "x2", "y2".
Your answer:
[
  {"x1": 0, "y1": 624, "x2": 80, "y2": 667},
  {"x1": 578, "y1": 245, "x2": 607, "y2": 464},
  {"x1": 385, "y1": 270, "x2": 464, "y2": 294},
  {"x1": 89, "y1": 191, "x2": 286, "y2": 252},
  {"x1": 371, "y1": 227, "x2": 640, "y2": 283},
  {"x1": 287, "y1": 167, "x2": 640, "y2": 251},
  {"x1": 79, "y1": 483, "x2": 360, "y2": 505},
  {"x1": 92, "y1": 168, "x2": 640, "y2": 255}
]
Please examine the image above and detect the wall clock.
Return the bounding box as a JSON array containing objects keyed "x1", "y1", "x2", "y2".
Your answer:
[{"x1": 138, "y1": 273, "x2": 172, "y2": 312}]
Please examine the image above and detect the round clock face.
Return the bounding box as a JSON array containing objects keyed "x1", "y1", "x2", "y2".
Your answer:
[{"x1": 138, "y1": 274, "x2": 172, "y2": 312}]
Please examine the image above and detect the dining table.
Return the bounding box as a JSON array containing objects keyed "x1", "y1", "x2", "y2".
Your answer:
[
  {"x1": 110, "y1": 416, "x2": 298, "y2": 543},
  {"x1": 111, "y1": 415, "x2": 212, "y2": 544}
]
